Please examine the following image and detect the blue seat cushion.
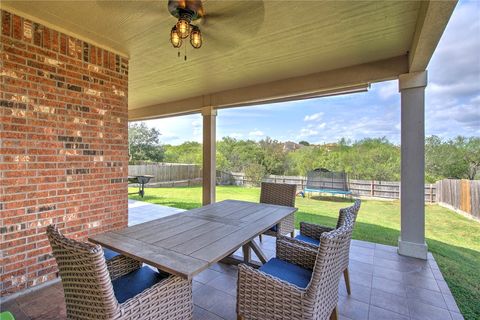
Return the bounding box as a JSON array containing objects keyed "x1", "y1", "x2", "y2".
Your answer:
[
  {"x1": 112, "y1": 266, "x2": 167, "y2": 303},
  {"x1": 259, "y1": 258, "x2": 312, "y2": 288},
  {"x1": 295, "y1": 234, "x2": 320, "y2": 246},
  {"x1": 103, "y1": 247, "x2": 121, "y2": 260}
]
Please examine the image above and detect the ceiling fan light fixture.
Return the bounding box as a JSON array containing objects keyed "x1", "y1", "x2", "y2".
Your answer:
[
  {"x1": 190, "y1": 26, "x2": 202, "y2": 49},
  {"x1": 170, "y1": 26, "x2": 182, "y2": 48},
  {"x1": 176, "y1": 10, "x2": 192, "y2": 38}
]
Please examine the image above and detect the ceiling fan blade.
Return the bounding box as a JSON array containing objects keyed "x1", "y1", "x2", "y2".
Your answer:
[
  {"x1": 201, "y1": 29, "x2": 239, "y2": 51},
  {"x1": 199, "y1": 0, "x2": 264, "y2": 30}
]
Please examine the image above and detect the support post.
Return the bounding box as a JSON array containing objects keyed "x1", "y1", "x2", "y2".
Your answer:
[
  {"x1": 202, "y1": 107, "x2": 217, "y2": 205},
  {"x1": 398, "y1": 71, "x2": 428, "y2": 260}
]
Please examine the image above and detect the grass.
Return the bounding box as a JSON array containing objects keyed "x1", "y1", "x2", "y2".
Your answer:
[{"x1": 129, "y1": 185, "x2": 480, "y2": 319}]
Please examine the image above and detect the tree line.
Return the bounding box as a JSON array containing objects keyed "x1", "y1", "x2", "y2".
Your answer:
[{"x1": 128, "y1": 123, "x2": 479, "y2": 183}]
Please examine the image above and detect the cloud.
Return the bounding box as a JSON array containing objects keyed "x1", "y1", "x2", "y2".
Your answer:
[
  {"x1": 191, "y1": 119, "x2": 202, "y2": 141},
  {"x1": 249, "y1": 130, "x2": 265, "y2": 137},
  {"x1": 298, "y1": 128, "x2": 319, "y2": 137},
  {"x1": 304, "y1": 112, "x2": 324, "y2": 121},
  {"x1": 425, "y1": 0, "x2": 480, "y2": 125},
  {"x1": 377, "y1": 81, "x2": 397, "y2": 100}
]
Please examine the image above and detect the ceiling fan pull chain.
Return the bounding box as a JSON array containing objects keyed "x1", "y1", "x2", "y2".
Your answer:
[{"x1": 184, "y1": 43, "x2": 187, "y2": 61}]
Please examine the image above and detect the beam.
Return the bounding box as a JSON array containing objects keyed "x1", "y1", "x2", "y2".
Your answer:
[
  {"x1": 408, "y1": 0, "x2": 458, "y2": 73},
  {"x1": 129, "y1": 55, "x2": 408, "y2": 120},
  {"x1": 202, "y1": 106, "x2": 216, "y2": 205}
]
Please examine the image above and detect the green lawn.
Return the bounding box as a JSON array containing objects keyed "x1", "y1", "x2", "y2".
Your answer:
[{"x1": 129, "y1": 185, "x2": 480, "y2": 319}]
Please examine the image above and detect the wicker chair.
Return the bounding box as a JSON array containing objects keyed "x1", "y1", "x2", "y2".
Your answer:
[
  {"x1": 284, "y1": 199, "x2": 361, "y2": 295},
  {"x1": 237, "y1": 211, "x2": 355, "y2": 320},
  {"x1": 259, "y1": 182, "x2": 297, "y2": 241},
  {"x1": 46, "y1": 225, "x2": 193, "y2": 320}
]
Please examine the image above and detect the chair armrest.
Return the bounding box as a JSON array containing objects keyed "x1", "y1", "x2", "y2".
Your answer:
[
  {"x1": 237, "y1": 264, "x2": 304, "y2": 318},
  {"x1": 120, "y1": 275, "x2": 192, "y2": 319},
  {"x1": 106, "y1": 255, "x2": 143, "y2": 281},
  {"x1": 276, "y1": 237, "x2": 317, "y2": 270},
  {"x1": 299, "y1": 222, "x2": 334, "y2": 240}
]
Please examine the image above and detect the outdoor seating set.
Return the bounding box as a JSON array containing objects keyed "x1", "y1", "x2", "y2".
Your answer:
[{"x1": 46, "y1": 182, "x2": 361, "y2": 320}]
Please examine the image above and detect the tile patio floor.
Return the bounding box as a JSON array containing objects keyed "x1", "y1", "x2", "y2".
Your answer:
[{"x1": 1, "y1": 200, "x2": 464, "y2": 320}]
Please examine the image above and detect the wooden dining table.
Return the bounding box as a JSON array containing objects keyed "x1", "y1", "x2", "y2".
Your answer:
[{"x1": 89, "y1": 199, "x2": 297, "y2": 279}]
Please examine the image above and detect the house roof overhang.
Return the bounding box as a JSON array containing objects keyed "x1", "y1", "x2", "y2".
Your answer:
[{"x1": 2, "y1": 0, "x2": 457, "y2": 119}]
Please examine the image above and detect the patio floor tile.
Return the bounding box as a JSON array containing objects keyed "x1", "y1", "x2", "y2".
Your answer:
[
  {"x1": 408, "y1": 300, "x2": 453, "y2": 320},
  {"x1": 345, "y1": 269, "x2": 373, "y2": 288},
  {"x1": 338, "y1": 295, "x2": 370, "y2": 320},
  {"x1": 405, "y1": 286, "x2": 447, "y2": 309},
  {"x1": 370, "y1": 288, "x2": 410, "y2": 316},
  {"x1": 205, "y1": 274, "x2": 237, "y2": 297},
  {"x1": 193, "y1": 285, "x2": 237, "y2": 320},
  {"x1": 193, "y1": 268, "x2": 223, "y2": 284},
  {"x1": 450, "y1": 311, "x2": 465, "y2": 320},
  {"x1": 338, "y1": 280, "x2": 371, "y2": 304},
  {"x1": 372, "y1": 276, "x2": 407, "y2": 297},
  {"x1": 193, "y1": 305, "x2": 224, "y2": 320},
  {"x1": 373, "y1": 265, "x2": 404, "y2": 282},
  {"x1": 351, "y1": 239, "x2": 376, "y2": 249},
  {"x1": 368, "y1": 305, "x2": 409, "y2": 320}
]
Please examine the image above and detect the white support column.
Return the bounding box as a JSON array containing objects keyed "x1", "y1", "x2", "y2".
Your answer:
[
  {"x1": 398, "y1": 71, "x2": 428, "y2": 260},
  {"x1": 202, "y1": 107, "x2": 217, "y2": 205}
]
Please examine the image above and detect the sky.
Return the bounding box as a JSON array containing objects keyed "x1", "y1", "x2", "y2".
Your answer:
[{"x1": 135, "y1": 0, "x2": 480, "y2": 145}]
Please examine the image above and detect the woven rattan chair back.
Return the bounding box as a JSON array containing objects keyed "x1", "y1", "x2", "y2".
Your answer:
[
  {"x1": 335, "y1": 199, "x2": 361, "y2": 229},
  {"x1": 306, "y1": 214, "x2": 355, "y2": 318},
  {"x1": 47, "y1": 225, "x2": 120, "y2": 319},
  {"x1": 260, "y1": 182, "x2": 296, "y2": 207}
]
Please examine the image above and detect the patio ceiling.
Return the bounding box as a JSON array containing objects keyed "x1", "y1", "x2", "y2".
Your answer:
[{"x1": 2, "y1": 1, "x2": 456, "y2": 119}]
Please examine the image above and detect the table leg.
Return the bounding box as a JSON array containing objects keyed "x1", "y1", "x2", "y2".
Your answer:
[
  {"x1": 219, "y1": 239, "x2": 268, "y2": 268},
  {"x1": 242, "y1": 244, "x2": 251, "y2": 263},
  {"x1": 248, "y1": 240, "x2": 268, "y2": 264}
]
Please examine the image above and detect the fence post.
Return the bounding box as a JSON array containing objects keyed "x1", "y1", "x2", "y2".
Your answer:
[
  {"x1": 430, "y1": 184, "x2": 433, "y2": 203},
  {"x1": 371, "y1": 180, "x2": 374, "y2": 197}
]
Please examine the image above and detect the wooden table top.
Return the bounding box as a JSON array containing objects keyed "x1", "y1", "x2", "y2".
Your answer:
[{"x1": 89, "y1": 200, "x2": 297, "y2": 279}]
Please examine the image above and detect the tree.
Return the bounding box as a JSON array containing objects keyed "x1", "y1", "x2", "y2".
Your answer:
[
  {"x1": 426, "y1": 136, "x2": 480, "y2": 181},
  {"x1": 244, "y1": 163, "x2": 266, "y2": 186},
  {"x1": 258, "y1": 137, "x2": 287, "y2": 175},
  {"x1": 128, "y1": 122, "x2": 164, "y2": 163},
  {"x1": 463, "y1": 137, "x2": 480, "y2": 180},
  {"x1": 217, "y1": 137, "x2": 263, "y2": 172},
  {"x1": 298, "y1": 140, "x2": 310, "y2": 146},
  {"x1": 164, "y1": 142, "x2": 202, "y2": 164}
]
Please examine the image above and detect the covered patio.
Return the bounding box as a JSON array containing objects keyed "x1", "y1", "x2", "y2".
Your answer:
[{"x1": 0, "y1": 0, "x2": 461, "y2": 319}]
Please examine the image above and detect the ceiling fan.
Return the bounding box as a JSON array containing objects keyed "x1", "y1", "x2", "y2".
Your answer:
[
  {"x1": 96, "y1": 0, "x2": 265, "y2": 58},
  {"x1": 168, "y1": 0, "x2": 205, "y2": 51}
]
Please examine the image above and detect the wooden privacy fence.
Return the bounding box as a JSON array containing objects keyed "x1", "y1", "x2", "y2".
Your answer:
[
  {"x1": 436, "y1": 179, "x2": 480, "y2": 220},
  {"x1": 129, "y1": 163, "x2": 202, "y2": 187},
  {"x1": 223, "y1": 173, "x2": 436, "y2": 202},
  {"x1": 128, "y1": 165, "x2": 438, "y2": 202}
]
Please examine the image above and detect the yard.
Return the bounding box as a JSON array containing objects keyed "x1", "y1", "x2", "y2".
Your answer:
[{"x1": 129, "y1": 185, "x2": 480, "y2": 319}]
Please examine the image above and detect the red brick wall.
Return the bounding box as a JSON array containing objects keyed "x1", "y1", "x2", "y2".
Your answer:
[{"x1": 0, "y1": 10, "x2": 129, "y2": 296}]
